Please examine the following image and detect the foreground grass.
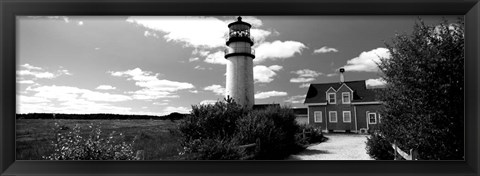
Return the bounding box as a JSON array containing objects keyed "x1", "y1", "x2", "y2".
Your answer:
[{"x1": 16, "y1": 119, "x2": 182, "y2": 160}]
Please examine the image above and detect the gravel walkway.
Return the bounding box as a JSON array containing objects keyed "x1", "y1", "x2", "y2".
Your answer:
[{"x1": 288, "y1": 133, "x2": 374, "y2": 160}]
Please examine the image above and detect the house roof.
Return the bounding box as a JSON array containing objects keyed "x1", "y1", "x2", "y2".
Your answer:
[
  {"x1": 292, "y1": 108, "x2": 307, "y2": 115},
  {"x1": 304, "y1": 80, "x2": 382, "y2": 104},
  {"x1": 253, "y1": 104, "x2": 280, "y2": 110}
]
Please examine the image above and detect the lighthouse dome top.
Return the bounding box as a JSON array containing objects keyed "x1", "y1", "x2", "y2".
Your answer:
[{"x1": 228, "y1": 16, "x2": 252, "y2": 28}]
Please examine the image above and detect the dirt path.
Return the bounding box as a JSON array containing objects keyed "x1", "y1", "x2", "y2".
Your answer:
[{"x1": 288, "y1": 133, "x2": 374, "y2": 160}]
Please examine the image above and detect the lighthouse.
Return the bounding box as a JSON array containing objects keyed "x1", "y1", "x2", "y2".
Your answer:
[{"x1": 224, "y1": 16, "x2": 255, "y2": 108}]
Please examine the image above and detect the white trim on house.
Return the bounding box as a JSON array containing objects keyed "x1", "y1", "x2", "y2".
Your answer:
[
  {"x1": 327, "y1": 93, "x2": 336, "y2": 104},
  {"x1": 305, "y1": 103, "x2": 327, "y2": 106},
  {"x1": 341, "y1": 92, "x2": 351, "y2": 104},
  {"x1": 329, "y1": 111, "x2": 337, "y2": 123},
  {"x1": 368, "y1": 112, "x2": 377, "y2": 124},
  {"x1": 351, "y1": 101, "x2": 382, "y2": 105},
  {"x1": 354, "y1": 106, "x2": 358, "y2": 133},
  {"x1": 326, "y1": 87, "x2": 336, "y2": 92},
  {"x1": 324, "y1": 106, "x2": 328, "y2": 132},
  {"x1": 343, "y1": 111, "x2": 351, "y2": 123},
  {"x1": 314, "y1": 111, "x2": 322, "y2": 123}
]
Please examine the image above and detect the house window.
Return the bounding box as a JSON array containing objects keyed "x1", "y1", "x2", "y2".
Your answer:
[
  {"x1": 343, "y1": 111, "x2": 351, "y2": 123},
  {"x1": 368, "y1": 113, "x2": 377, "y2": 124},
  {"x1": 342, "y1": 92, "x2": 350, "y2": 104},
  {"x1": 329, "y1": 111, "x2": 337, "y2": 123},
  {"x1": 314, "y1": 111, "x2": 322, "y2": 123},
  {"x1": 328, "y1": 93, "x2": 336, "y2": 104}
]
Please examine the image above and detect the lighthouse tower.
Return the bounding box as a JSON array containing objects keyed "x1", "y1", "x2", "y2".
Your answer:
[{"x1": 224, "y1": 16, "x2": 255, "y2": 108}]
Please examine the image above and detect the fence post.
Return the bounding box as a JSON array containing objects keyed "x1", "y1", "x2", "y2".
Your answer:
[
  {"x1": 302, "y1": 129, "x2": 306, "y2": 140},
  {"x1": 411, "y1": 149, "x2": 419, "y2": 160},
  {"x1": 135, "y1": 150, "x2": 145, "y2": 160}
]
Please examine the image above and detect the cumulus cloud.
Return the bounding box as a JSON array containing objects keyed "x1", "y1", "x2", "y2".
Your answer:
[
  {"x1": 251, "y1": 29, "x2": 272, "y2": 43},
  {"x1": 200, "y1": 100, "x2": 218, "y2": 105},
  {"x1": 17, "y1": 63, "x2": 71, "y2": 80},
  {"x1": 366, "y1": 78, "x2": 387, "y2": 88},
  {"x1": 290, "y1": 69, "x2": 322, "y2": 84},
  {"x1": 29, "y1": 85, "x2": 132, "y2": 102},
  {"x1": 192, "y1": 49, "x2": 211, "y2": 56},
  {"x1": 109, "y1": 68, "x2": 194, "y2": 100},
  {"x1": 254, "y1": 91, "x2": 288, "y2": 99},
  {"x1": 291, "y1": 69, "x2": 322, "y2": 78},
  {"x1": 290, "y1": 77, "x2": 315, "y2": 83},
  {"x1": 254, "y1": 40, "x2": 307, "y2": 63},
  {"x1": 189, "y1": 57, "x2": 200, "y2": 62},
  {"x1": 253, "y1": 65, "x2": 283, "y2": 83},
  {"x1": 204, "y1": 84, "x2": 225, "y2": 96},
  {"x1": 284, "y1": 95, "x2": 305, "y2": 104},
  {"x1": 313, "y1": 46, "x2": 338, "y2": 54},
  {"x1": 96, "y1": 85, "x2": 116, "y2": 90},
  {"x1": 127, "y1": 16, "x2": 228, "y2": 48},
  {"x1": 17, "y1": 70, "x2": 55, "y2": 79},
  {"x1": 18, "y1": 80, "x2": 35, "y2": 84},
  {"x1": 17, "y1": 95, "x2": 50, "y2": 104},
  {"x1": 21, "y1": 64, "x2": 42, "y2": 70},
  {"x1": 204, "y1": 51, "x2": 228, "y2": 65},
  {"x1": 17, "y1": 97, "x2": 134, "y2": 115},
  {"x1": 326, "y1": 73, "x2": 338, "y2": 77},
  {"x1": 164, "y1": 106, "x2": 191, "y2": 114},
  {"x1": 194, "y1": 65, "x2": 206, "y2": 70},
  {"x1": 343, "y1": 48, "x2": 391, "y2": 72},
  {"x1": 128, "y1": 16, "x2": 273, "y2": 49},
  {"x1": 153, "y1": 102, "x2": 168, "y2": 106},
  {"x1": 144, "y1": 31, "x2": 160, "y2": 38},
  {"x1": 299, "y1": 83, "x2": 310, "y2": 88}
]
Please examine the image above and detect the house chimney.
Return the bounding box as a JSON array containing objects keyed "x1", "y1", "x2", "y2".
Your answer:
[{"x1": 339, "y1": 68, "x2": 345, "y2": 82}]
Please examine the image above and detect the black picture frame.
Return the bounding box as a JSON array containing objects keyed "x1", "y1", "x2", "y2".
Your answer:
[{"x1": 1, "y1": 0, "x2": 479, "y2": 175}]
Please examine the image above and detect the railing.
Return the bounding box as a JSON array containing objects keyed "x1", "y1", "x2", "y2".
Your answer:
[
  {"x1": 237, "y1": 138, "x2": 261, "y2": 160},
  {"x1": 391, "y1": 140, "x2": 420, "y2": 160},
  {"x1": 295, "y1": 126, "x2": 322, "y2": 145},
  {"x1": 225, "y1": 36, "x2": 255, "y2": 43},
  {"x1": 224, "y1": 47, "x2": 255, "y2": 56}
]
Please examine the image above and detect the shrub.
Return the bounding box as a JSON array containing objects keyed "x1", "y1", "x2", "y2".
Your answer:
[
  {"x1": 178, "y1": 98, "x2": 305, "y2": 160},
  {"x1": 365, "y1": 133, "x2": 394, "y2": 160},
  {"x1": 179, "y1": 138, "x2": 245, "y2": 160},
  {"x1": 377, "y1": 18, "x2": 464, "y2": 159},
  {"x1": 235, "y1": 106, "x2": 304, "y2": 159},
  {"x1": 43, "y1": 123, "x2": 136, "y2": 160},
  {"x1": 297, "y1": 124, "x2": 327, "y2": 145}
]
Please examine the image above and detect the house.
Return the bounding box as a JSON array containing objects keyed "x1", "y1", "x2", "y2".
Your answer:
[{"x1": 304, "y1": 72, "x2": 384, "y2": 133}]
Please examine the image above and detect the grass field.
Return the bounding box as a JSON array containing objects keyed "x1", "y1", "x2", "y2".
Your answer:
[{"x1": 16, "y1": 119, "x2": 182, "y2": 160}]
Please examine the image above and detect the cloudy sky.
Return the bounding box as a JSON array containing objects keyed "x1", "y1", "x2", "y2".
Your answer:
[{"x1": 16, "y1": 16, "x2": 457, "y2": 115}]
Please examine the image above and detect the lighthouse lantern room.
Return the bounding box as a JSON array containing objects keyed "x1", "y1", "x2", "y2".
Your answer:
[{"x1": 224, "y1": 16, "x2": 255, "y2": 108}]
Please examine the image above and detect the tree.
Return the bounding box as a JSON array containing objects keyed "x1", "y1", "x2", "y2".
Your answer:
[{"x1": 375, "y1": 18, "x2": 464, "y2": 160}]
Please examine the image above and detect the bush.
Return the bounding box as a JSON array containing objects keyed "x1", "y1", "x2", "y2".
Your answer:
[
  {"x1": 377, "y1": 18, "x2": 464, "y2": 160},
  {"x1": 365, "y1": 133, "x2": 394, "y2": 160},
  {"x1": 297, "y1": 125, "x2": 327, "y2": 145},
  {"x1": 179, "y1": 138, "x2": 245, "y2": 160},
  {"x1": 178, "y1": 98, "x2": 304, "y2": 160},
  {"x1": 43, "y1": 123, "x2": 136, "y2": 160},
  {"x1": 236, "y1": 106, "x2": 304, "y2": 159}
]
